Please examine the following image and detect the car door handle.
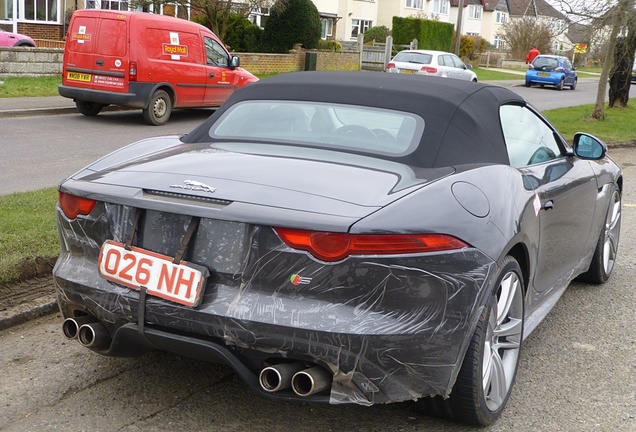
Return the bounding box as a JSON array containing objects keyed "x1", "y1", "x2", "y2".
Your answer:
[
  {"x1": 209, "y1": 73, "x2": 215, "y2": 78},
  {"x1": 542, "y1": 200, "x2": 554, "y2": 211},
  {"x1": 96, "y1": 60, "x2": 104, "y2": 66}
]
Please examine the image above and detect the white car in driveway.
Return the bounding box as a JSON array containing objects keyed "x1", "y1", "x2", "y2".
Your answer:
[{"x1": 386, "y1": 49, "x2": 477, "y2": 82}]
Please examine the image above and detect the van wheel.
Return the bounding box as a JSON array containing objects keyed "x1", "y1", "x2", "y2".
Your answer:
[
  {"x1": 76, "y1": 100, "x2": 105, "y2": 116},
  {"x1": 143, "y1": 90, "x2": 172, "y2": 126}
]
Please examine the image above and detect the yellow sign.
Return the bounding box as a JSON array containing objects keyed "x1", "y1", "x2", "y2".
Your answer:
[{"x1": 575, "y1": 43, "x2": 587, "y2": 54}]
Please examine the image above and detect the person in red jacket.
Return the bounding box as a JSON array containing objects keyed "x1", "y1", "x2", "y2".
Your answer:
[{"x1": 526, "y1": 46, "x2": 540, "y2": 64}]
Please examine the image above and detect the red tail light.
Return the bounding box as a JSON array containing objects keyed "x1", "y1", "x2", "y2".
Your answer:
[
  {"x1": 387, "y1": 62, "x2": 396, "y2": 69},
  {"x1": 421, "y1": 66, "x2": 438, "y2": 74},
  {"x1": 275, "y1": 228, "x2": 468, "y2": 262},
  {"x1": 129, "y1": 61, "x2": 137, "y2": 81},
  {"x1": 59, "y1": 192, "x2": 97, "y2": 220},
  {"x1": 555, "y1": 67, "x2": 564, "y2": 72}
]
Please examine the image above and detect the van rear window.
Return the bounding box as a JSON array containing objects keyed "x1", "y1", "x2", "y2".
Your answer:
[{"x1": 96, "y1": 19, "x2": 127, "y2": 57}]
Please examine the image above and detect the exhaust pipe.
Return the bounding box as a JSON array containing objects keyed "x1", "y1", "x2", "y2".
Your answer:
[
  {"x1": 259, "y1": 363, "x2": 306, "y2": 392},
  {"x1": 78, "y1": 322, "x2": 111, "y2": 350},
  {"x1": 291, "y1": 366, "x2": 332, "y2": 397},
  {"x1": 62, "y1": 316, "x2": 97, "y2": 340}
]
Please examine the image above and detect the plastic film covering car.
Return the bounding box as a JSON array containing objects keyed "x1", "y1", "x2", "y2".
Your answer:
[{"x1": 54, "y1": 200, "x2": 496, "y2": 405}]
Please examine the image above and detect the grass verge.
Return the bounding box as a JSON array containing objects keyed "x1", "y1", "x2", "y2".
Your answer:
[
  {"x1": 543, "y1": 103, "x2": 636, "y2": 143},
  {"x1": 473, "y1": 67, "x2": 524, "y2": 80},
  {"x1": 0, "y1": 76, "x2": 62, "y2": 98},
  {"x1": 0, "y1": 188, "x2": 59, "y2": 285}
]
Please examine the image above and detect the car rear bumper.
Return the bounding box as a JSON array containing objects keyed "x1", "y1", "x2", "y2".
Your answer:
[
  {"x1": 53, "y1": 204, "x2": 496, "y2": 405},
  {"x1": 58, "y1": 82, "x2": 156, "y2": 108}
]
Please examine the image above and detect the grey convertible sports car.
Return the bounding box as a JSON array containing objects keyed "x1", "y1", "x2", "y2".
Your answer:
[{"x1": 54, "y1": 72, "x2": 622, "y2": 425}]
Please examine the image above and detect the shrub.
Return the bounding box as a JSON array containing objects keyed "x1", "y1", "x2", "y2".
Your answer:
[
  {"x1": 223, "y1": 14, "x2": 262, "y2": 52},
  {"x1": 318, "y1": 40, "x2": 342, "y2": 51},
  {"x1": 261, "y1": 0, "x2": 322, "y2": 53},
  {"x1": 364, "y1": 26, "x2": 391, "y2": 44}
]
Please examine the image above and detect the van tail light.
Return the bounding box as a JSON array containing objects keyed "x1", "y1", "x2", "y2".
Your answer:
[
  {"x1": 421, "y1": 66, "x2": 438, "y2": 74},
  {"x1": 275, "y1": 228, "x2": 469, "y2": 262},
  {"x1": 59, "y1": 192, "x2": 97, "y2": 220},
  {"x1": 387, "y1": 62, "x2": 396, "y2": 69},
  {"x1": 129, "y1": 61, "x2": 137, "y2": 81},
  {"x1": 555, "y1": 67, "x2": 564, "y2": 72}
]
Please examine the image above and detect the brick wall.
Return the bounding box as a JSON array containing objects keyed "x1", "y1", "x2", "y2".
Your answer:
[
  {"x1": 0, "y1": 47, "x2": 360, "y2": 78},
  {"x1": 0, "y1": 47, "x2": 64, "y2": 77},
  {"x1": 17, "y1": 23, "x2": 65, "y2": 40}
]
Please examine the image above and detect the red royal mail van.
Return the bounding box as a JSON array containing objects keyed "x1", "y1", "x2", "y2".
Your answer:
[{"x1": 59, "y1": 10, "x2": 258, "y2": 125}]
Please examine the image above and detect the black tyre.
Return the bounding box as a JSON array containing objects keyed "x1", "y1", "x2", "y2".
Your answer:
[
  {"x1": 570, "y1": 79, "x2": 577, "y2": 90},
  {"x1": 556, "y1": 79, "x2": 564, "y2": 91},
  {"x1": 577, "y1": 187, "x2": 621, "y2": 284},
  {"x1": 76, "y1": 100, "x2": 105, "y2": 116},
  {"x1": 450, "y1": 256, "x2": 524, "y2": 425},
  {"x1": 524, "y1": 81, "x2": 531, "y2": 87},
  {"x1": 143, "y1": 90, "x2": 172, "y2": 126}
]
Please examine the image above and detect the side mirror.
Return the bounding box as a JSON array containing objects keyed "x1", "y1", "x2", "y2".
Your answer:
[
  {"x1": 230, "y1": 56, "x2": 240, "y2": 69},
  {"x1": 572, "y1": 132, "x2": 606, "y2": 160}
]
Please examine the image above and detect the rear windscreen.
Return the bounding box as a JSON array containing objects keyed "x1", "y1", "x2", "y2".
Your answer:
[{"x1": 96, "y1": 19, "x2": 127, "y2": 57}]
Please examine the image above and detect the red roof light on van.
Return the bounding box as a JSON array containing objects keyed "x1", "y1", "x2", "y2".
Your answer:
[{"x1": 129, "y1": 61, "x2": 137, "y2": 81}]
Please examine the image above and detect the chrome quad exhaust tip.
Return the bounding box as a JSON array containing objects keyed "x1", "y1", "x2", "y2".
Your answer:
[
  {"x1": 259, "y1": 363, "x2": 306, "y2": 392},
  {"x1": 291, "y1": 366, "x2": 332, "y2": 397},
  {"x1": 62, "y1": 316, "x2": 97, "y2": 340},
  {"x1": 77, "y1": 322, "x2": 111, "y2": 350}
]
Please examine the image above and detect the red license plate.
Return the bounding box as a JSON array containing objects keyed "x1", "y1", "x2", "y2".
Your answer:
[{"x1": 98, "y1": 240, "x2": 206, "y2": 307}]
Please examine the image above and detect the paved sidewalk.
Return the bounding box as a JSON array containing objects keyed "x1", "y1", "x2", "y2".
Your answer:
[{"x1": 0, "y1": 95, "x2": 77, "y2": 118}]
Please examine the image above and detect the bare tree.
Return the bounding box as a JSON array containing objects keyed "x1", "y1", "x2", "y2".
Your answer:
[
  {"x1": 150, "y1": 0, "x2": 276, "y2": 42},
  {"x1": 499, "y1": 17, "x2": 553, "y2": 60}
]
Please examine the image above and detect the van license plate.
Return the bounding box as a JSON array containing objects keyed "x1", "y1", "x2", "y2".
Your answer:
[
  {"x1": 67, "y1": 72, "x2": 92, "y2": 82},
  {"x1": 98, "y1": 240, "x2": 207, "y2": 307}
]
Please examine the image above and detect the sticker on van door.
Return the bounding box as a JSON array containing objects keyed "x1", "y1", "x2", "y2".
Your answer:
[
  {"x1": 72, "y1": 26, "x2": 91, "y2": 43},
  {"x1": 163, "y1": 32, "x2": 188, "y2": 60}
]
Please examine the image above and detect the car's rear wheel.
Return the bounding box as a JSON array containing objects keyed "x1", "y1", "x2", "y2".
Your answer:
[
  {"x1": 525, "y1": 81, "x2": 531, "y2": 87},
  {"x1": 570, "y1": 79, "x2": 577, "y2": 90},
  {"x1": 556, "y1": 79, "x2": 564, "y2": 91},
  {"x1": 76, "y1": 100, "x2": 106, "y2": 116},
  {"x1": 577, "y1": 187, "x2": 621, "y2": 284},
  {"x1": 419, "y1": 256, "x2": 524, "y2": 426},
  {"x1": 143, "y1": 90, "x2": 172, "y2": 126}
]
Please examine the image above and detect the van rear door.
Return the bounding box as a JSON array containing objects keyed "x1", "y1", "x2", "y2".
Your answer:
[{"x1": 63, "y1": 11, "x2": 129, "y2": 93}]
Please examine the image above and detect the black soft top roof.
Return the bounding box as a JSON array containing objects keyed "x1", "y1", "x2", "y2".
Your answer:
[{"x1": 185, "y1": 71, "x2": 528, "y2": 168}]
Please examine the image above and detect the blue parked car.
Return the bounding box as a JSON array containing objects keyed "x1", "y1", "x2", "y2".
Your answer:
[{"x1": 525, "y1": 55, "x2": 577, "y2": 90}]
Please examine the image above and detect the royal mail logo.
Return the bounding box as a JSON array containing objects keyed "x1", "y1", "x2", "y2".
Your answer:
[
  {"x1": 73, "y1": 33, "x2": 91, "y2": 41},
  {"x1": 163, "y1": 43, "x2": 188, "y2": 57}
]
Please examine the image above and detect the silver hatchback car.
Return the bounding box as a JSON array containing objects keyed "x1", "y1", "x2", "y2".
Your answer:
[{"x1": 387, "y1": 49, "x2": 477, "y2": 82}]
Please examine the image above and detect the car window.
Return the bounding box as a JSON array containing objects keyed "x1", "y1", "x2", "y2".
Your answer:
[
  {"x1": 563, "y1": 59, "x2": 572, "y2": 69},
  {"x1": 499, "y1": 105, "x2": 562, "y2": 168},
  {"x1": 450, "y1": 55, "x2": 465, "y2": 69},
  {"x1": 393, "y1": 51, "x2": 432, "y2": 65},
  {"x1": 204, "y1": 36, "x2": 229, "y2": 67},
  {"x1": 532, "y1": 57, "x2": 558, "y2": 70},
  {"x1": 209, "y1": 100, "x2": 425, "y2": 157},
  {"x1": 440, "y1": 55, "x2": 453, "y2": 66}
]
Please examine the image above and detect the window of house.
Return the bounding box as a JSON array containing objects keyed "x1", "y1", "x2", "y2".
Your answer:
[
  {"x1": 432, "y1": 0, "x2": 449, "y2": 15},
  {"x1": 468, "y1": 5, "x2": 482, "y2": 19},
  {"x1": 406, "y1": 0, "x2": 423, "y2": 9},
  {"x1": 494, "y1": 35, "x2": 506, "y2": 49},
  {"x1": 495, "y1": 11, "x2": 508, "y2": 24},
  {"x1": 249, "y1": 7, "x2": 270, "y2": 28},
  {"x1": 321, "y1": 18, "x2": 333, "y2": 39},
  {"x1": 21, "y1": 0, "x2": 59, "y2": 21},
  {"x1": 86, "y1": 0, "x2": 128, "y2": 11},
  {"x1": 351, "y1": 19, "x2": 372, "y2": 38}
]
